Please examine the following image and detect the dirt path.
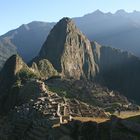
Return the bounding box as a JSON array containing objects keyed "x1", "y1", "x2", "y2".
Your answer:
[
  {"x1": 73, "y1": 111, "x2": 140, "y2": 124},
  {"x1": 73, "y1": 117, "x2": 109, "y2": 123}
]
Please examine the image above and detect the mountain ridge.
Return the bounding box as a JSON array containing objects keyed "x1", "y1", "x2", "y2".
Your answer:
[{"x1": 1, "y1": 9, "x2": 140, "y2": 69}]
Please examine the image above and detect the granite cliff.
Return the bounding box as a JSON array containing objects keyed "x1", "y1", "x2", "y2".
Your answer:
[
  {"x1": 36, "y1": 17, "x2": 98, "y2": 80},
  {"x1": 31, "y1": 59, "x2": 58, "y2": 79}
]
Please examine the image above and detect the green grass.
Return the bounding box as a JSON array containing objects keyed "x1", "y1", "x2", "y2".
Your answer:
[
  {"x1": 16, "y1": 68, "x2": 39, "y2": 83},
  {"x1": 48, "y1": 86, "x2": 74, "y2": 98},
  {"x1": 48, "y1": 85, "x2": 102, "y2": 108}
]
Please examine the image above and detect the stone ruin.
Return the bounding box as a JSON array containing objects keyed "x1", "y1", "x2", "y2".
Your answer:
[{"x1": 12, "y1": 80, "x2": 108, "y2": 124}]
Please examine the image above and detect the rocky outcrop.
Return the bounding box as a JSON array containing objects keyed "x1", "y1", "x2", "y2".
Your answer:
[
  {"x1": 0, "y1": 55, "x2": 38, "y2": 114},
  {"x1": 31, "y1": 59, "x2": 58, "y2": 79},
  {"x1": 0, "y1": 54, "x2": 38, "y2": 88},
  {"x1": 91, "y1": 41, "x2": 102, "y2": 67},
  {"x1": 36, "y1": 17, "x2": 98, "y2": 80},
  {"x1": 0, "y1": 54, "x2": 28, "y2": 87}
]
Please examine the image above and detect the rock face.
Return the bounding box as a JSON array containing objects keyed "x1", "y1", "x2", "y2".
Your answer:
[
  {"x1": 0, "y1": 54, "x2": 28, "y2": 86},
  {"x1": 31, "y1": 59, "x2": 58, "y2": 79},
  {"x1": 38, "y1": 18, "x2": 98, "y2": 80},
  {"x1": 92, "y1": 42, "x2": 140, "y2": 103}
]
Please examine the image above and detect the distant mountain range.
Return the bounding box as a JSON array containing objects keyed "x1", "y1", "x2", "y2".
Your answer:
[
  {"x1": 0, "y1": 21, "x2": 55, "y2": 60},
  {"x1": 1, "y1": 9, "x2": 140, "y2": 69},
  {"x1": 74, "y1": 9, "x2": 140, "y2": 55}
]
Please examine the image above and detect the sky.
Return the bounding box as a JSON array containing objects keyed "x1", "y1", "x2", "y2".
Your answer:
[{"x1": 0, "y1": 0, "x2": 140, "y2": 35}]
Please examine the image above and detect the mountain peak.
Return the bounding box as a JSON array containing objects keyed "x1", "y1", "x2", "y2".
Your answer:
[
  {"x1": 56, "y1": 17, "x2": 76, "y2": 31},
  {"x1": 115, "y1": 9, "x2": 127, "y2": 15},
  {"x1": 83, "y1": 9, "x2": 104, "y2": 18},
  {"x1": 1, "y1": 54, "x2": 28, "y2": 78},
  {"x1": 133, "y1": 10, "x2": 140, "y2": 14},
  {"x1": 59, "y1": 17, "x2": 72, "y2": 23},
  {"x1": 94, "y1": 9, "x2": 103, "y2": 14},
  {"x1": 37, "y1": 17, "x2": 98, "y2": 80},
  {"x1": 19, "y1": 24, "x2": 30, "y2": 31}
]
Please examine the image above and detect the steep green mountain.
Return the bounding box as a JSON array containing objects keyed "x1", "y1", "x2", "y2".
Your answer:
[
  {"x1": 35, "y1": 17, "x2": 98, "y2": 80},
  {"x1": 31, "y1": 59, "x2": 58, "y2": 79}
]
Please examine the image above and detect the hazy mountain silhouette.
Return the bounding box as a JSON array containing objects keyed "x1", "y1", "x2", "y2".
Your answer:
[
  {"x1": 0, "y1": 22, "x2": 55, "y2": 64},
  {"x1": 74, "y1": 9, "x2": 140, "y2": 56}
]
